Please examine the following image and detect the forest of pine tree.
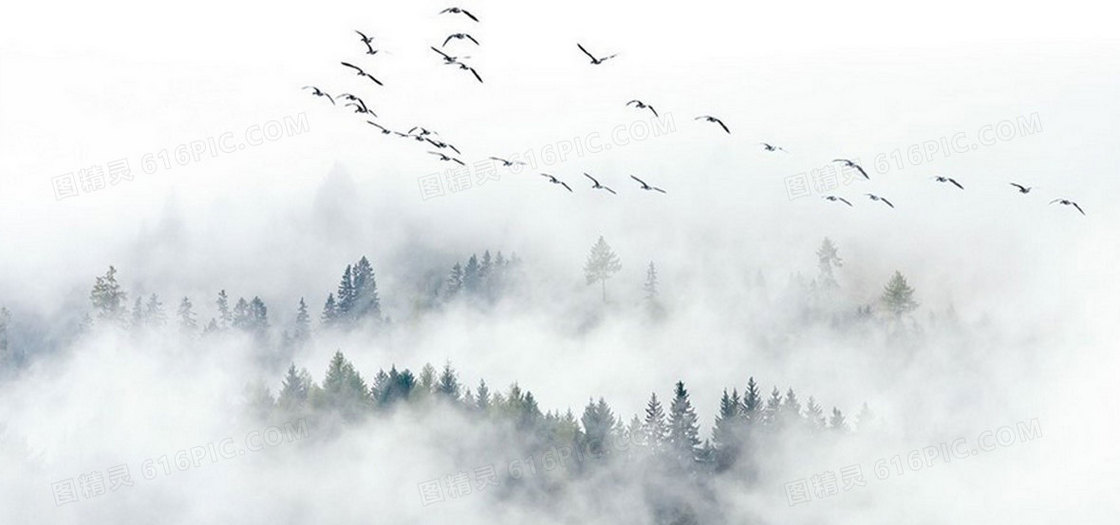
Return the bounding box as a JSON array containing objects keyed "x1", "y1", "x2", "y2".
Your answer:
[{"x1": 0, "y1": 238, "x2": 939, "y2": 523}]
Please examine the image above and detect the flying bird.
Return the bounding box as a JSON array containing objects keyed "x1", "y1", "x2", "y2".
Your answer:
[
  {"x1": 355, "y1": 30, "x2": 378, "y2": 55},
  {"x1": 446, "y1": 61, "x2": 483, "y2": 83},
  {"x1": 1049, "y1": 199, "x2": 1085, "y2": 215},
  {"x1": 408, "y1": 127, "x2": 437, "y2": 137},
  {"x1": 865, "y1": 193, "x2": 894, "y2": 208},
  {"x1": 695, "y1": 115, "x2": 730, "y2": 134},
  {"x1": 630, "y1": 175, "x2": 666, "y2": 193},
  {"x1": 344, "y1": 99, "x2": 376, "y2": 117},
  {"x1": 428, "y1": 151, "x2": 465, "y2": 165},
  {"x1": 540, "y1": 173, "x2": 573, "y2": 192},
  {"x1": 833, "y1": 158, "x2": 870, "y2": 179},
  {"x1": 302, "y1": 86, "x2": 334, "y2": 104},
  {"x1": 577, "y1": 43, "x2": 618, "y2": 65},
  {"x1": 1009, "y1": 182, "x2": 1032, "y2": 194},
  {"x1": 760, "y1": 143, "x2": 788, "y2": 153},
  {"x1": 430, "y1": 47, "x2": 470, "y2": 64},
  {"x1": 823, "y1": 195, "x2": 853, "y2": 207},
  {"x1": 583, "y1": 173, "x2": 617, "y2": 194},
  {"x1": 933, "y1": 176, "x2": 964, "y2": 190},
  {"x1": 443, "y1": 33, "x2": 479, "y2": 47},
  {"x1": 440, "y1": 7, "x2": 479, "y2": 22},
  {"x1": 366, "y1": 121, "x2": 393, "y2": 135},
  {"x1": 340, "y1": 62, "x2": 383, "y2": 86},
  {"x1": 425, "y1": 137, "x2": 461, "y2": 155},
  {"x1": 626, "y1": 100, "x2": 658, "y2": 118},
  {"x1": 489, "y1": 156, "x2": 526, "y2": 167}
]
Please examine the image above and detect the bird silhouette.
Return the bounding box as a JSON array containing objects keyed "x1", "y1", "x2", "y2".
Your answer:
[
  {"x1": 1049, "y1": 199, "x2": 1085, "y2": 215},
  {"x1": 431, "y1": 46, "x2": 470, "y2": 64},
  {"x1": 577, "y1": 43, "x2": 618, "y2": 65},
  {"x1": 695, "y1": 115, "x2": 730, "y2": 134},
  {"x1": 366, "y1": 121, "x2": 393, "y2": 135},
  {"x1": 408, "y1": 127, "x2": 437, "y2": 137},
  {"x1": 823, "y1": 195, "x2": 853, "y2": 206},
  {"x1": 302, "y1": 86, "x2": 334, "y2": 104},
  {"x1": 865, "y1": 193, "x2": 894, "y2": 208},
  {"x1": 1009, "y1": 182, "x2": 1032, "y2": 194},
  {"x1": 440, "y1": 7, "x2": 479, "y2": 22},
  {"x1": 428, "y1": 151, "x2": 465, "y2": 165},
  {"x1": 833, "y1": 159, "x2": 870, "y2": 179},
  {"x1": 425, "y1": 137, "x2": 461, "y2": 155},
  {"x1": 626, "y1": 100, "x2": 658, "y2": 118},
  {"x1": 443, "y1": 33, "x2": 479, "y2": 47},
  {"x1": 344, "y1": 99, "x2": 376, "y2": 117},
  {"x1": 760, "y1": 143, "x2": 788, "y2": 153},
  {"x1": 446, "y1": 61, "x2": 483, "y2": 83},
  {"x1": 933, "y1": 176, "x2": 964, "y2": 190},
  {"x1": 540, "y1": 173, "x2": 573, "y2": 192},
  {"x1": 489, "y1": 156, "x2": 526, "y2": 167},
  {"x1": 583, "y1": 173, "x2": 617, "y2": 194},
  {"x1": 341, "y1": 62, "x2": 383, "y2": 86},
  {"x1": 355, "y1": 30, "x2": 378, "y2": 55},
  {"x1": 630, "y1": 175, "x2": 666, "y2": 193}
]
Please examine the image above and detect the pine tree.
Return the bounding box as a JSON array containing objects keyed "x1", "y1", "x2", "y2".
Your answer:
[
  {"x1": 277, "y1": 364, "x2": 310, "y2": 411},
  {"x1": 419, "y1": 364, "x2": 437, "y2": 392},
  {"x1": 581, "y1": 397, "x2": 617, "y2": 457},
  {"x1": 321, "y1": 351, "x2": 370, "y2": 418},
  {"x1": 805, "y1": 396, "x2": 825, "y2": 431},
  {"x1": 321, "y1": 293, "x2": 338, "y2": 326},
  {"x1": 475, "y1": 379, "x2": 491, "y2": 413},
  {"x1": 584, "y1": 236, "x2": 622, "y2": 303},
  {"x1": 712, "y1": 389, "x2": 742, "y2": 470},
  {"x1": 216, "y1": 290, "x2": 232, "y2": 329},
  {"x1": 130, "y1": 297, "x2": 145, "y2": 328},
  {"x1": 350, "y1": 256, "x2": 381, "y2": 322},
  {"x1": 145, "y1": 294, "x2": 166, "y2": 327},
  {"x1": 643, "y1": 392, "x2": 669, "y2": 450},
  {"x1": 667, "y1": 381, "x2": 701, "y2": 464},
  {"x1": 293, "y1": 298, "x2": 311, "y2": 342},
  {"x1": 436, "y1": 362, "x2": 461, "y2": 401},
  {"x1": 90, "y1": 266, "x2": 128, "y2": 323},
  {"x1": 446, "y1": 263, "x2": 464, "y2": 298},
  {"x1": 336, "y1": 265, "x2": 356, "y2": 318},
  {"x1": 742, "y1": 377, "x2": 762, "y2": 421},
  {"x1": 177, "y1": 297, "x2": 197, "y2": 332},
  {"x1": 763, "y1": 386, "x2": 783, "y2": 426},
  {"x1": 816, "y1": 238, "x2": 843, "y2": 288},
  {"x1": 462, "y1": 255, "x2": 481, "y2": 295},
  {"x1": 480, "y1": 250, "x2": 492, "y2": 281},
  {"x1": 232, "y1": 298, "x2": 250, "y2": 329},
  {"x1": 782, "y1": 387, "x2": 802, "y2": 423},
  {"x1": 829, "y1": 407, "x2": 848, "y2": 432},
  {"x1": 881, "y1": 270, "x2": 919, "y2": 318}
]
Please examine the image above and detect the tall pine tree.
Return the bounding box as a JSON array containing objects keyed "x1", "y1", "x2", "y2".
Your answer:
[
  {"x1": 584, "y1": 236, "x2": 622, "y2": 303},
  {"x1": 667, "y1": 381, "x2": 701, "y2": 465}
]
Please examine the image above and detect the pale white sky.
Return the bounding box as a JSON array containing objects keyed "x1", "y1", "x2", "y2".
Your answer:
[{"x1": 1, "y1": 2, "x2": 1118, "y2": 523}]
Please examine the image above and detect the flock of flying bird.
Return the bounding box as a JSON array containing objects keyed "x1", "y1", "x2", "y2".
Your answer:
[{"x1": 300, "y1": 7, "x2": 1086, "y2": 215}]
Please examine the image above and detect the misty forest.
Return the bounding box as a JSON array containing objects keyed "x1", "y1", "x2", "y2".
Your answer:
[
  {"x1": 5, "y1": 236, "x2": 964, "y2": 523},
  {"x1": 2, "y1": 1, "x2": 1115, "y2": 524}
]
